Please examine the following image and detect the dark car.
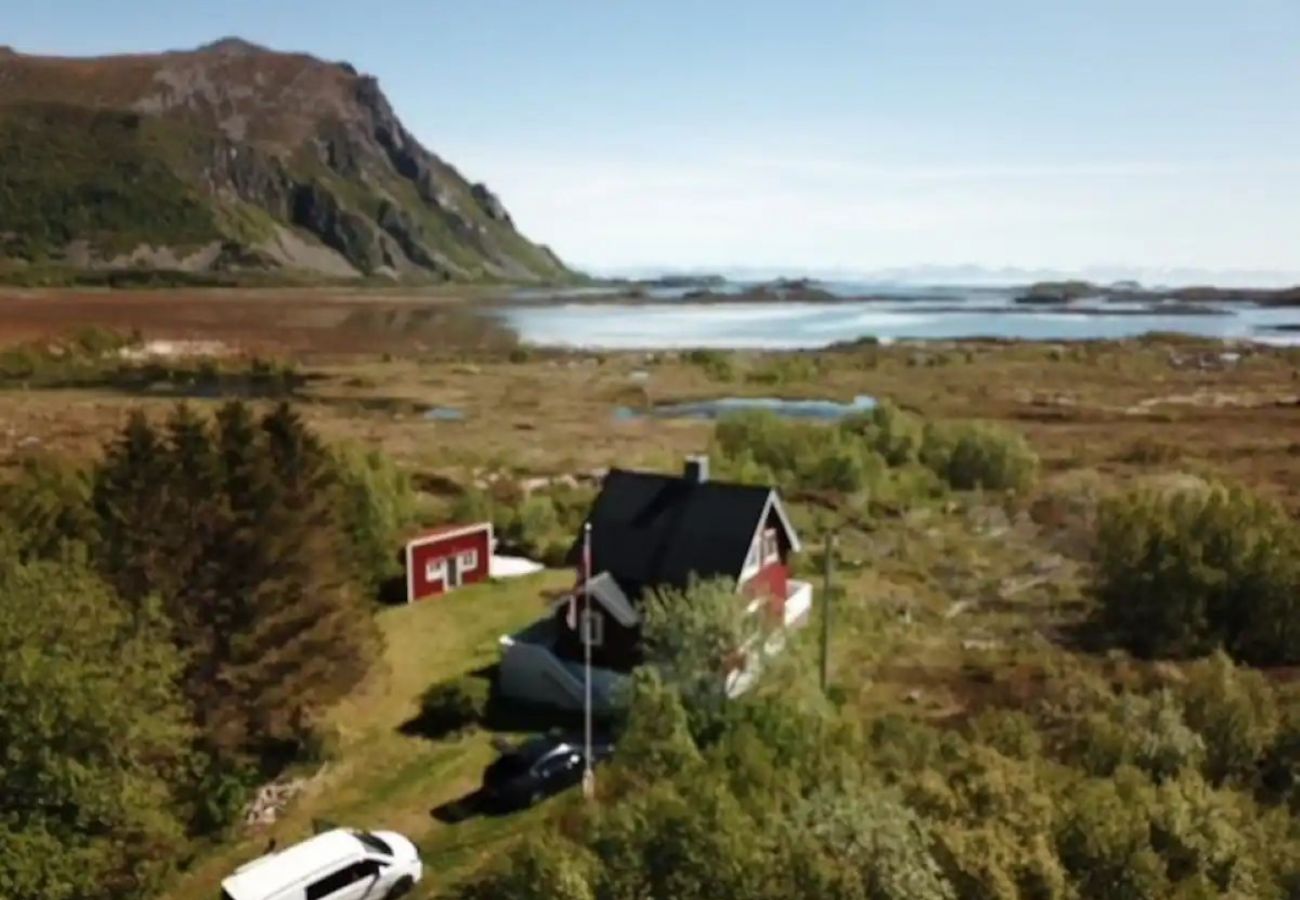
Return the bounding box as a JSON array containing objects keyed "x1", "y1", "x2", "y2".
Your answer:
[{"x1": 479, "y1": 733, "x2": 614, "y2": 811}]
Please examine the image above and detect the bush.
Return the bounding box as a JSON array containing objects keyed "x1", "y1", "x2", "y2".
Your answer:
[
  {"x1": 1094, "y1": 482, "x2": 1300, "y2": 663},
  {"x1": 746, "y1": 354, "x2": 819, "y2": 385},
  {"x1": 968, "y1": 709, "x2": 1044, "y2": 761},
  {"x1": 713, "y1": 410, "x2": 882, "y2": 494},
  {"x1": 921, "y1": 421, "x2": 1038, "y2": 492},
  {"x1": 419, "y1": 677, "x2": 490, "y2": 737},
  {"x1": 842, "y1": 400, "x2": 924, "y2": 466},
  {"x1": 684, "y1": 349, "x2": 736, "y2": 382},
  {"x1": 1180, "y1": 651, "x2": 1279, "y2": 785},
  {"x1": 1071, "y1": 690, "x2": 1205, "y2": 781}
]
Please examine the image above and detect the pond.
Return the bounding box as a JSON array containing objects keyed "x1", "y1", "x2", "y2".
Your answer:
[
  {"x1": 614, "y1": 395, "x2": 877, "y2": 421},
  {"x1": 423, "y1": 406, "x2": 466, "y2": 422}
]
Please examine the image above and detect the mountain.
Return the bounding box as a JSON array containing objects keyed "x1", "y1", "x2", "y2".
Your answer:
[{"x1": 0, "y1": 39, "x2": 568, "y2": 282}]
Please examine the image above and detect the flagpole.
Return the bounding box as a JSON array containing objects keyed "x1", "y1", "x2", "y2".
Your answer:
[{"x1": 581, "y1": 521, "x2": 595, "y2": 799}]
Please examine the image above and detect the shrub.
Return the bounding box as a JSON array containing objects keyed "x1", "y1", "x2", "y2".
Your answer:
[
  {"x1": 1072, "y1": 690, "x2": 1205, "y2": 780},
  {"x1": 684, "y1": 348, "x2": 736, "y2": 382},
  {"x1": 418, "y1": 677, "x2": 490, "y2": 737},
  {"x1": 1180, "y1": 651, "x2": 1279, "y2": 785},
  {"x1": 1055, "y1": 770, "x2": 1167, "y2": 898},
  {"x1": 921, "y1": 422, "x2": 1038, "y2": 492},
  {"x1": 746, "y1": 354, "x2": 819, "y2": 385},
  {"x1": 1122, "y1": 436, "x2": 1183, "y2": 465},
  {"x1": 713, "y1": 410, "x2": 881, "y2": 494},
  {"x1": 842, "y1": 400, "x2": 925, "y2": 466},
  {"x1": 968, "y1": 709, "x2": 1044, "y2": 761},
  {"x1": 1094, "y1": 482, "x2": 1300, "y2": 663}
]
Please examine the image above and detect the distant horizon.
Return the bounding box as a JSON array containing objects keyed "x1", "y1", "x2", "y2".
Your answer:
[
  {"x1": 5, "y1": 1, "x2": 1298, "y2": 277},
  {"x1": 583, "y1": 263, "x2": 1300, "y2": 291}
]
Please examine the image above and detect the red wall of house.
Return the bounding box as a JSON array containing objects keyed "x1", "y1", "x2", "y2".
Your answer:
[
  {"x1": 742, "y1": 560, "x2": 789, "y2": 621},
  {"x1": 408, "y1": 528, "x2": 491, "y2": 601}
]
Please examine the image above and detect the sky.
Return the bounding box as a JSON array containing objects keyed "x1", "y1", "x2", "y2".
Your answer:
[{"x1": 4, "y1": 0, "x2": 1299, "y2": 282}]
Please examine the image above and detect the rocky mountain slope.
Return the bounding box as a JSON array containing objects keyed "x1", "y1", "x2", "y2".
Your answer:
[{"x1": 0, "y1": 38, "x2": 568, "y2": 281}]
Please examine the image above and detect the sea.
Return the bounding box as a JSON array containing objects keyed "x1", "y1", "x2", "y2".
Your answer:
[{"x1": 499, "y1": 282, "x2": 1300, "y2": 350}]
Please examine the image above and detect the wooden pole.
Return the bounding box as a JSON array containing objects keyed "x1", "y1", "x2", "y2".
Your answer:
[{"x1": 820, "y1": 531, "x2": 835, "y2": 694}]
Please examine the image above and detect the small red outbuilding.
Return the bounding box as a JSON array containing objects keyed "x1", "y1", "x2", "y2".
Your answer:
[{"x1": 404, "y1": 522, "x2": 493, "y2": 603}]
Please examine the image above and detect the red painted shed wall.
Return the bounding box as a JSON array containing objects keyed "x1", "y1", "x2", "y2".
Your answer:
[{"x1": 407, "y1": 526, "x2": 492, "y2": 602}]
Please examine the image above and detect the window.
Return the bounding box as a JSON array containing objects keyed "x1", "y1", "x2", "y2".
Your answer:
[
  {"x1": 305, "y1": 860, "x2": 383, "y2": 900},
  {"x1": 536, "y1": 751, "x2": 582, "y2": 779},
  {"x1": 580, "y1": 609, "x2": 604, "y2": 647},
  {"x1": 425, "y1": 557, "x2": 446, "y2": 583},
  {"x1": 459, "y1": 548, "x2": 478, "y2": 571},
  {"x1": 354, "y1": 830, "x2": 393, "y2": 856},
  {"x1": 762, "y1": 528, "x2": 780, "y2": 564}
]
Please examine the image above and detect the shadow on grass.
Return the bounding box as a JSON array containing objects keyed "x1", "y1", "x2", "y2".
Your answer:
[
  {"x1": 431, "y1": 789, "x2": 485, "y2": 824},
  {"x1": 406, "y1": 666, "x2": 612, "y2": 825},
  {"x1": 397, "y1": 667, "x2": 589, "y2": 742}
]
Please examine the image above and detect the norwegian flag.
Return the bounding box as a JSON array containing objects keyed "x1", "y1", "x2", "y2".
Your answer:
[{"x1": 568, "y1": 521, "x2": 592, "y2": 631}]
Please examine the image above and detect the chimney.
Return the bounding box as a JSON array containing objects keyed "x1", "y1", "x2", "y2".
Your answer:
[{"x1": 683, "y1": 454, "x2": 710, "y2": 484}]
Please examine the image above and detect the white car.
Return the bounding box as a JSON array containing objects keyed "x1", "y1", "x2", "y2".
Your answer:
[{"x1": 220, "y1": 828, "x2": 423, "y2": 900}]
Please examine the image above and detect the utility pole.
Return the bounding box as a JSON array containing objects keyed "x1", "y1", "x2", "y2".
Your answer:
[{"x1": 820, "y1": 531, "x2": 835, "y2": 695}]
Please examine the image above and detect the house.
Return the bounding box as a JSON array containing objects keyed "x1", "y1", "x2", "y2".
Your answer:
[
  {"x1": 404, "y1": 522, "x2": 493, "y2": 602},
  {"x1": 498, "y1": 456, "x2": 813, "y2": 712}
]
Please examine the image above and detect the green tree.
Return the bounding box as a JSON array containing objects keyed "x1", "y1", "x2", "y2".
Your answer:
[
  {"x1": 94, "y1": 410, "x2": 173, "y2": 603},
  {"x1": 590, "y1": 778, "x2": 769, "y2": 900},
  {"x1": 0, "y1": 454, "x2": 95, "y2": 561},
  {"x1": 0, "y1": 555, "x2": 191, "y2": 900},
  {"x1": 641, "y1": 577, "x2": 752, "y2": 737},
  {"x1": 333, "y1": 446, "x2": 417, "y2": 599},
  {"x1": 614, "y1": 668, "x2": 702, "y2": 780},
  {"x1": 453, "y1": 835, "x2": 597, "y2": 900},
  {"x1": 225, "y1": 402, "x2": 380, "y2": 756},
  {"x1": 787, "y1": 782, "x2": 956, "y2": 900},
  {"x1": 92, "y1": 402, "x2": 381, "y2": 769}
]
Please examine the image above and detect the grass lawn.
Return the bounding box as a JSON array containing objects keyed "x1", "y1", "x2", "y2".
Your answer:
[{"x1": 160, "y1": 569, "x2": 572, "y2": 900}]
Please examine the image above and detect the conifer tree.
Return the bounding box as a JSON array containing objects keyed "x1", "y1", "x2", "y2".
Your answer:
[
  {"x1": 228, "y1": 403, "x2": 378, "y2": 752},
  {"x1": 89, "y1": 401, "x2": 380, "y2": 765},
  {"x1": 94, "y1": 410, "x2": 172, "y2": 605}
]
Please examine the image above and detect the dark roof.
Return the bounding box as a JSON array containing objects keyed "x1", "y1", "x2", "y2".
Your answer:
[{"x1": 568, "y1": 469, "x2": 789, "y2": 592}]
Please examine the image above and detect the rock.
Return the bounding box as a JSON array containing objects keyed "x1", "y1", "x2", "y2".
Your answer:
[
  {"x1": 944, "y1": 599, "x2": 975, "y2": 619},
  {"x1": 242, "y1": 777, "x2": 308, "y2": 827},
  {"x1": 471, "y1": 182, "x2": 512, "y2": 224},
  {"x1": 290, "y1": 182, "x2": 385, "y2": 273}
]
